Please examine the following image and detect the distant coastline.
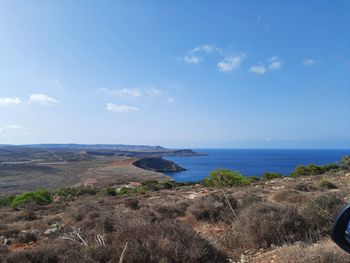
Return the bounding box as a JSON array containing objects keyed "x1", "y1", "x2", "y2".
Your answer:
[{"x1": 165, "y1": 148, "x2": 350, "y2": 182}]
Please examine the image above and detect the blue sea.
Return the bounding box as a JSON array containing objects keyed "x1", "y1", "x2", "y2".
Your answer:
[{"x1": 164, "y1": 149, "x2": 350, "y2": 182}]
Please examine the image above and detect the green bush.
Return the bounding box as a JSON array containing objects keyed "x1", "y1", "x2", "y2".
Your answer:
[
  {"x1": 11, "y1": 189, "x2": 52, "y2": 208},
  {"x1": 53, "y1": 188, "x2": 78, "y2": 197},
  {"x1": 262, "y1": 172, "x2": 283, "y2": 180},
  {"x1": 203, "y1": 169, "x2": 251, "y2": 187},
  {"x1": 319, "y1": 179, "x2": 338, "y2": 189},
  {"x1": 118, "y1": 187, "x2": 134, "y2": 195},
  {"x1": 323, "y1": 163, "x2": 339, "y2": 171},
  {"x1": 248, "y1": 176, "x2": 261, "y2": 182},
  {"x1": 290, "y1": 163, "x2": 339, "y2": 178},
  {"x1": 53, "y1": 187, "x2": 98, "y2": 198},
  {"x1": 106, "y1": 188, "x2": 118, "y2": 196},
  {"x1": 0, "y1": 196, "x2": 14, "y2": 207}
]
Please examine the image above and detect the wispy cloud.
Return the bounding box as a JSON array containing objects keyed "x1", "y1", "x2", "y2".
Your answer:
[
  {"x1": 98, "y1": 87, "x2": 141, "y2": 97},
  {"x1": 52, "y1": 79, "x2": 63, "y2": 89},
  {"x1": 29, "y1": 93, "x2": 59, "y2": 106},
  {"x1": 0, "y1": 124, "x2": 27, "y2": 135},
  {"x1": 190, "y1": 44, "x2": 218, "y2": 53},
  {"x1": 183, "y1": 44, "x2": 220, "y2": 64},
  {"x1": 249, "y1": 56, "x2": 282, "y2": 75},
  {"x1": 0, "y1": 97, "x2": 21, "y2": 106},
  {"x1": 217, "y1": 53, "x2": 246, "y2": 73},
  {"x1": 145, "y1": 86, "x2": 162, "y2": 97},
  {"x1": 303, "y1": 58, "x2": 317, "y2": 66},
  {"x1": 165, "y1": 97, "x2": 174, "y2": 103},
  {"x1": 106, "y1": 103, "x2": 139, "y2": 113},
  {"x1": 184, "y1": 55, "x2": 201, "y2": 64},
  {"x1": 268, "y1": 56, "x2": 282, "y2": 70},
  {"x1": 249, "y1": 65, "x2": 267, "y2": 75}
]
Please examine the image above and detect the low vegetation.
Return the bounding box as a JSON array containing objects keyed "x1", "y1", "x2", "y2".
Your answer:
[
  {"x1": 203, "y1": 169, "x2": 252, "y2": 187},
  {"x1": 11, "y1": 189, "x2": 52, "y2": 208},
  {"x1": 290, "y1": 163, "x2": 339, "y2": 177},
  {"x1": 1, "y1": 159, "x2": 350, "y2": 262},
  {"x1": 319, "y1": 179, "x2": 338, "y2": 189},
  {"x1": 262, "y1": 172, "x2": 283, "y2": 180}
]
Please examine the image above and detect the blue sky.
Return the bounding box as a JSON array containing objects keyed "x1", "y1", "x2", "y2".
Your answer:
[{"x1": 0, "y1": 1, "x2": 349, "y2": 148}]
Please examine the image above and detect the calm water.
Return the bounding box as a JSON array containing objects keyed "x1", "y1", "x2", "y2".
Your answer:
[{"x1": 165, "y1": 149, "x2": 350, "y2": 182}]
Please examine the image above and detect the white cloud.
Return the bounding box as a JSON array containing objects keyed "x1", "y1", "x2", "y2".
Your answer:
[
  {"x1": 145, "y1": 86, "x2": 162, "y2": 97},
  {"x1": 5, "y1": 124, "x2": 23, "y2": 129},
  {"x1": 249, "y1": 65, "x2": 267, "y2": 75},
  {"x1": 165, "y1": 97, "x2": 174, "y2": 103},
  {"x1": 268, "y1": 56, "x2": 282, "y2": 70},
  {"x1": 184, "y1": 55, "x2": 201, "y2": 64},
  {"x1": 0, "y1": 124, "x2": 27, "y2": 135},
  {"x1": 217, "y1": 53, "x2": 246, "y2": 73},
  {"x1": 106, "y1": 103, "x2": 139, "y2": 113},
  {"x1": 190, "y1": 44, "x2": 217, "y2": 53},
  {"x1": 29, "y1": 93, "x2": 59, "y2": 106},
  {"x1": 98, "y1": 87, "x2": 141, "y2": 97},
  {"x1": 184, "y1": 44, "x2": 221, "y2": 64},
  {"x1": 0, "y1": 97, "x2": 21, "y2": 106},
  {"x1": 303, "y1": 58, "x2": 317, "y2": 66}
]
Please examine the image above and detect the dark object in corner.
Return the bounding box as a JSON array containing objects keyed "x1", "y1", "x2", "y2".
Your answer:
[
  {"x1": 332, "y1": 204, "x2": 350, "y2": 253},
  {"x1": 133, "y1": 157, "x2": 186, "y2": 172}
]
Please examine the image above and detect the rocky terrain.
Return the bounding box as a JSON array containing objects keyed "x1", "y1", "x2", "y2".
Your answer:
[
  {"x1": 0, "y1": 160, "x2": 350, "y2": 262},
  {"x1": 0, "y1": 145, "x2": 199, "y2": 195}
]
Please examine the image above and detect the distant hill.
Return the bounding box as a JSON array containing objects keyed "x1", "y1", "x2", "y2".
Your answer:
[{"x1": 0, "y1": 144, "x2": 166, "y2": 152}]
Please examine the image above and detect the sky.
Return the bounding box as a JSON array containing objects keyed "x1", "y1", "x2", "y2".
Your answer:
[{"x1": 0, "y1": 1, "x2": 349, "y2": 148}]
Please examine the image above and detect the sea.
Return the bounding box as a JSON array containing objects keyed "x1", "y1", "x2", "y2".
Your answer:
[{"x1": 164, "y1": 149, "x2": 350, "y2": 182}]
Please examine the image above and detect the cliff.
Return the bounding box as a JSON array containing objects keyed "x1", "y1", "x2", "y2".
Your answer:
[{"x1": 133, "y1": 157, "x2": 186, "y2": 173}]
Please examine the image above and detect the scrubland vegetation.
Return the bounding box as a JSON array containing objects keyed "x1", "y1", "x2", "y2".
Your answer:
[{"x1": 0, "y1": 156, "x2": 349, "y2": 262}]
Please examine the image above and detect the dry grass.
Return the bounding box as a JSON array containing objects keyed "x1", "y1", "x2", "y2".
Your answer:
[
  {"x1": 225, "y1": 202, "x2": 309, "y2": 250},
  {"x1": 275, "y1": 239, "x2": 350, "y2": 263},
  {"x1": 1, "y1": 172, "x2": 350, "y2": 262},
  {"x1": 189, "y1": 192, "x2": 238, "y2": 223}
]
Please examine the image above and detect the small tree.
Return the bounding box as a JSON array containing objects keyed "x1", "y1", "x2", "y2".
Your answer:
[
  {"x1": 262, "y1": 172, "x2": 283, "y2": 180},
  {"x1": 203, "y1": 169, "x2": 251, "y2": 187},
  {"x1": 341, "y1": 156, "x2": 350, "y2": 169}
]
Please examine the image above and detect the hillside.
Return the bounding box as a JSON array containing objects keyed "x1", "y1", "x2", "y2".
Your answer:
[
  {"x1": 1, "y1": 161, "x2": 350, "y2": 262},
  {"x1": 0, "y1": 146, "x2": 201, "y2": 195}
]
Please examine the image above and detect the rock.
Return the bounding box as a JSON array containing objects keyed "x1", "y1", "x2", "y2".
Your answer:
[
  {"x1": 44, "y1": 227, "x2": 58, "y2": 235},
  {"x1": 133, "y1": 157, "x2": 186, "y2": 172},
  {"x1": 32, "y1": 229, "x2": 40, "y2": 237}
]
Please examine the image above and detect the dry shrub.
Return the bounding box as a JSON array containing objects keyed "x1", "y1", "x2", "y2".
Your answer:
[
  {"x1": 103, "y1": 215, "x2": 115, "y2": 233},
  {"x1": 227, "y1": 202, "x2": 309, "y2": 249},
  {"x1": 189, "y1": 192, "x2": 238, "y2": 223},
  {"x1": 70, "y1": 202, "x2": 102, "y2": 222},
  {"x1": 0, "y1": 228, "x2": 20, "y2": 239},
  {"x1": 6, "y1": 209, "x2": 227, "y2": 263},
  {"x1": 15, "y1": 231, "x2": 37, "y2": 244},
  {"x1": 155, "y1": 201, "x2": 189, "y2": 219},
  {"x1": 294, "y1": 182, "x2": 317, "y2": 192},
  {"x1": 16, "y1": 210, "x2": 38, "y2": 221},
  {"x1": 124, "y1": 197, "x2": 140, "y2": 210},
  {"x1": 114, "y1": 219, "x2": 228, "y2": 263},
  {"x1": 276, "y1": 239, "x2": 350, "y2": 263},
  {"x1": 5, "y1": 239, "x2": 82, "y2": 263},
  {"x1": 0, "y1": 245, "x2": 9, "y2": 262},
  {"x1": 272, "y1": 189, "x2": 308, "y2": 204},
  {"x1": 299, "y1": 193, "x2": 345, "y2": 235},
  {"x1": 240, "y1": 193, "x2": 263, "y2": 208}
]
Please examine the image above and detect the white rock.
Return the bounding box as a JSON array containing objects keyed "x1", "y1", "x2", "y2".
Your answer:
[{"x1": 44, "y1": 227, "x2": 58, "y2": 235}]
